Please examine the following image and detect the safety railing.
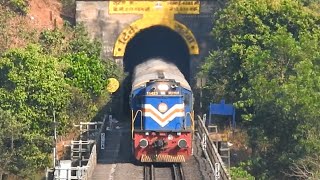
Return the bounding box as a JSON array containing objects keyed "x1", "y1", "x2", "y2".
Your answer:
[
  {"x1": 54, "y1": 166, "x2": 88, "y2": 180},
  {"x1": 85, "y1": 144, "x2": 96, "y2": 179},
  {"x1": 196, "y1": 115, "x2": 231, "y2": 180},
  {"x1": 131, "y1": 110, "x2": 143, "y2": 139},
  {"x1": 53, "y1": 144, "x2": 97, "y2": 180},
  {"x1": 185, "y1": 111, "x2": 195, "y2": 132},
  {"x1": 49, "y1": 117, "x2": 105, "y2": 180}
]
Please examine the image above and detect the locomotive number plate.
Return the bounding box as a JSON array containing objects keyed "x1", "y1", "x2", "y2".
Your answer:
[
  {"x1": 168, "y1": 91, "x2": 179, "y2": 95},
  {"x1": 147, "y1": 92, "x2": 158, "y2": 95}
]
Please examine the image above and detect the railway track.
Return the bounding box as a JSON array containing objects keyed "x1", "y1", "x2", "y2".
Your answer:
[{"x1": 144, "y1": 163, "x2": 185, "y2": 180}]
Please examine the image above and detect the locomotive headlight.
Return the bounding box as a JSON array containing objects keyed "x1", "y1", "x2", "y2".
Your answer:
[
  {"x1": 139, "y1": 139, "x2": 148, "y2": 148},
  {"x1": 157, "y1": 84, "x2": 169, "y2": 91},
  {"x1": 158, "y1": 103, "x2": 168, "y2": 113},
  {"x1": 168, "y1": 134, "x2": 173, "y2": 140},
  {"x1": 178, "y1": 139, "x2": 187, "y2": 148}
]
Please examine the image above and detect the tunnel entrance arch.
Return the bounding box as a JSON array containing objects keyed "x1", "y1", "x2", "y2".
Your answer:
[
  {"x1": 123, "y1": 25, "x2": 190, "y2": 81},
  {"x1": 113, "y1": 19, "x2": 199, "y2": 58},
  {"x1": 119, "y1": 23, "x2": 197, "y2": 116},
  {"x1": 114, "y1": 19, "x2": 199, "y2": 81}
]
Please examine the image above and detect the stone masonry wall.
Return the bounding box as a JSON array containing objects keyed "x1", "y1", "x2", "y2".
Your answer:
[{"x1": 75, "y1": 0, "x2": 225, "y2": 85}]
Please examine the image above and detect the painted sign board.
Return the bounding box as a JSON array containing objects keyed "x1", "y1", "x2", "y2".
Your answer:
[
  {"x1": 208, "y1": 100, "x2": 236, "y2": 128},
  {"x1": 109, "y1": 1, "x2": 200, "y2": 14},
  {"x1": 110, "y1": 0, "x2": 200, "y2": 56},
  {"x1": 106, "y1": 78, "x2": 120, "y2": 93},
  {"x1": 101, "y1": 133, "x2": 105, "y2": 150}
]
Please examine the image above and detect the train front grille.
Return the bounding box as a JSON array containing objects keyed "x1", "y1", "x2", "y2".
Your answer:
[{"x1": 141, "y1": 154, "x2": 185, "y2": 162}]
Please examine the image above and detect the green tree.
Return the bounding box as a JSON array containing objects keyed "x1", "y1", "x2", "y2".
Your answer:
[
  {"x1": 0, "y1": 18, "x2": 124, "y2": 178},
  {"x1": 0, "y1": 0, "x2": 28, "y2": 14},
  {"x1": 39, "y1": 24, "x2": 124, "y2": 121},
  {"x1": 63, "y1": 52, "x2": 107, "y2": 97},
  {"x1": 230, "y1": 162, "x2": 255, "y2": 180},
  {"x1": 0, "y1": 45, "x2": 70, "y2": 177},
  {"x1": 201, "y1": 0, "x2": 320, "y2": 178},
  {"x1": 0, "y1": 108, "x2": 24, "y2": 179}
]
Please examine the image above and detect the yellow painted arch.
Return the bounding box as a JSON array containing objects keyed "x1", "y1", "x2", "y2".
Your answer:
[{"x1": 113, "y1": 18, "x2": 199, "y2": 57}]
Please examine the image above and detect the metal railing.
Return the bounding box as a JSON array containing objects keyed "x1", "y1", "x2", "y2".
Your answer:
[
  {"x1": 85, "y1": 144, "x2": 97, "y2": 179},
  {"x1": 185, "y1": 111, "x2": 195, "y2": 132},
  {"x1": 54, "y1": 166, "x2": 88, "y2": 180},
  {"x1": 196, "y1": 115, "x2": 231, "y2": 180},
  {"x1": 131, "y1": 110, "x2": 142, "y2": 139},
  {"x1": 53, "y1": 144, "x2": 97, "y2": 180},
  {"x1": 49, "y1": 117, "x2": 106, "y2": 180}
]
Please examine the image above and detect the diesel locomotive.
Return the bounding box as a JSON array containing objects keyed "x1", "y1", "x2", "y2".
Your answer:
[{"x1": 130, "y1": 59, "x2": 194, "y2": 163}]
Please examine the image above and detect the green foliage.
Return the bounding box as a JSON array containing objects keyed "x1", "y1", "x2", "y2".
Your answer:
[
  {"x1": 39, "y1": 29, "x2": 68, "y2": 56},
  {"x1": 231, "y1": 162, "x2": 255, "y2": 180},
  {"x1": 0, "y1": 108, "x2": 24, "y2": 177},
  {"x1": 69, "y1": 25, "x2": 102, "y2": 58},
  {"x1": 39, "y1": 24, "x2": 102, "y2": 58},
  {"x1": 0, "y1": 0, "x2": 28, "y2": 15},
  {"x1": 64, "y1": 52, "x2": 107, "y2": 96},
  {"x1": 299, "y1": 0, "x2": 319, "y2": 6},
  {"x1": 201, "y1": 0, "x2": 320, "y2": 178},
  {"x1": 0, "y1": 45, "x2": 70, "y2": 133},
  {"x1": 0, "y1": 22, "x2": 124, "y2": 177},
  {"x1": 38, "y1": 24, "x2": 125, "y2": 121},
  {"x1": 39, "y1": 23, "x2": 124, "y2": 95},
  {"x1": 40, "y1": 24, "x2": 124, "y2": 97},
  {"x1": 0, "y1": 45, "x2": 70, "y2": 177}
]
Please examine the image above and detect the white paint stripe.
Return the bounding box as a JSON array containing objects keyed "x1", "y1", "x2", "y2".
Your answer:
[
  {"x1": 144, "y1": 112, "x2": 185, "y2": 127},
  {"x1": 108, "y1": 164, "x2": 117, "y2": 180},
  {"x1": 143, "y1": 104, "x2": 184, "y2": 119},
  {"x1": 142, "y1": 104, "x2": 185, "y2": 127}
]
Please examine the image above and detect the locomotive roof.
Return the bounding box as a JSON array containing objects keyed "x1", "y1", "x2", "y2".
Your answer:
[{"x1": 131, "y1": 59, "x2": 191, "y2": 91}]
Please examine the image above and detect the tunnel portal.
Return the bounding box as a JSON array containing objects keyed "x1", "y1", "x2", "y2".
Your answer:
[{"x1": 123, "y1": 25, "x2": 191, "y2": 82}]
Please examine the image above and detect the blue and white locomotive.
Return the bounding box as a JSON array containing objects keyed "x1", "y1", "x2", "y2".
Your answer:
[{"x1": 130, "y1": 59, "x2": 194, "y2": 162}]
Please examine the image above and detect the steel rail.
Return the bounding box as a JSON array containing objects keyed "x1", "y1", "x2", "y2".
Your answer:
[
  {"x1": 144, "y1": 164, "x2": 155, "y2": 180},
  {"x1": 144, "y1": 163, "x2": 184, "y2": 180},
  {"x1": 172, "y1": 163, "x2": 185, "y2": 180},
  {"x1": 144, "y1": 164, "x2": 149, "y2": 180}
]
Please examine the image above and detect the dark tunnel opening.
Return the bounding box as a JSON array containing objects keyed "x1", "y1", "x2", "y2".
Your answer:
[
  {"x1": 123, "y1": 25, "x2": 190, "y2": 81},
  {"x1": 121, "y1": 25, "x2": 190, "y2": 115}
]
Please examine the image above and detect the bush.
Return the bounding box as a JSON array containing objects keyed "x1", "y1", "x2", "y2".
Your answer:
[
  {"x1": 0, "y1": 44, "x2": 70, "y2": 177},
  {"x1": 231, "y1": 166, "x2": 255, "y2": 180},
  {"x1": 0, "y1": 20, "x2": 124, "y2": 178},
  {"x1": 201, "y1": 0, "x2": 320, "y2": 178},
  {"x1": 1, "y1": 0, "x2": 28, "y2": 15}
]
